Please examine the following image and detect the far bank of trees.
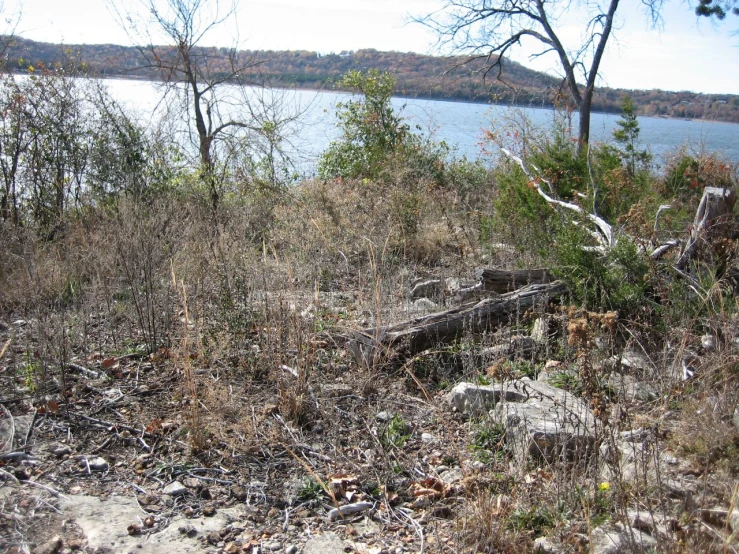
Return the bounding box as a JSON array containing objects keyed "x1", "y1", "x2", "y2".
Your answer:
[{"x1": 2, "y1": 37, "x2": 738, "y2": 124}]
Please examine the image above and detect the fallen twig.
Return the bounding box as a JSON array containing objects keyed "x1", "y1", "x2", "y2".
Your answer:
[{"x1": 68, "y1": 363, "x2": 101, "y2": 379}]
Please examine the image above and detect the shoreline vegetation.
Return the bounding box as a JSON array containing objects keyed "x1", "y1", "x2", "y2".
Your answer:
[{"x1": 4, "y1": 35, "x2": 739, "y2": 125}]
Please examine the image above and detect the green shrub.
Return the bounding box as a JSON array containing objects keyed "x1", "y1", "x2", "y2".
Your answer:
[
  {"x1": 552, "y1": 226, "x2": 653, "y2": 317},
  {"x1": 317, "y1": 70, "x2": 410, "y2": 180}
]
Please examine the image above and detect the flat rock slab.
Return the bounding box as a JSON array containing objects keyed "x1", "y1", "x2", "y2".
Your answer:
[
  {"x1": 0, "y1": 414, "x2": 35, "y2": 452},
  {"x1": 448, "y1": 379, "x2": 597, "y2": 463},
  {"x1": 590, "y1": 524, "x2": 658, "y2": 554},
  {"x1": 304, "y1": 532, "x2": 345, "y2": 554},
  {"x1": 446, "y1": 382, "x2": 528, "y2": 416},
  {"x1": 496, "y1": 379, "x2": 597, "y2": 463},
  {"x1": 60, "y1": 494, "x2": 244, "y2": 553}
]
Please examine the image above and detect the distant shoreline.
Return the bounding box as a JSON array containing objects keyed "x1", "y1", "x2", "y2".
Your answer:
[{"x1": 88, "y1": 73, "x2": 739, "y2": 127}]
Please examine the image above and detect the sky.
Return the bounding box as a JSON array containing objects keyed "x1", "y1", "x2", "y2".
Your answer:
[{"x1": 3, "y1": 0, "x2": 738, "y2": 95}]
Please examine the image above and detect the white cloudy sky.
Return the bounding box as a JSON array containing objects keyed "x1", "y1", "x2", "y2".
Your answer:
[{"x1": 3, "y1": 0, "x2": 738, "y2": 94}]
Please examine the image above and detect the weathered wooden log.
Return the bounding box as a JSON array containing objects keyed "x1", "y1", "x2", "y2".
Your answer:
[
  {"x1": 476, "y1": 268, "x2": 554, "y2": 293},
  {"x1": 348, "y1": 281, "x2": 567, "y2": 367},
  {"x1": 453, "y1": 268, "x2": 554, "y2": 302}
]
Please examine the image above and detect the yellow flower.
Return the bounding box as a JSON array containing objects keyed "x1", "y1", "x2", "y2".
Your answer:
[{"x1": 597, "y1": 482, "x2": 611, "y2": 492}]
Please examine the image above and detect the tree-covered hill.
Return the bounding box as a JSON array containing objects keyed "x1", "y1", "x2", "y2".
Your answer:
[{"x1": 3, "y1": 36, "x2": 738, "y2": 123}]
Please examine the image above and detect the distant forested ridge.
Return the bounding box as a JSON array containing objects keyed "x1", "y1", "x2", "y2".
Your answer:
[{"x1": 3, "y1": 36, "x2": 738, "y2": 124}]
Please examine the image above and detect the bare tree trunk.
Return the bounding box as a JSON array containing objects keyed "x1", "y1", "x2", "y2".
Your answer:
[{"x1": 578, "y1": 90, "x2": 593, "y2": 151}]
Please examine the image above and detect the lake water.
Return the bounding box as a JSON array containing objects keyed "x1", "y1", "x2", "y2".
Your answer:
[{"x1": 103, "y1": 78, "x2": 739, "y2": 174}]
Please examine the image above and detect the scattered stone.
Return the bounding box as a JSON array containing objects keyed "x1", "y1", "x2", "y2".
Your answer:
[
  {"x1": 203, "y1": 506, "x2": 216, "y2": 516},
  {"x1": 661, "y1": 454, "x2": 679, "y2": 465},
  {"x1": 375, "y1": 411, "x2": 393, "y2": 423},
  {"x1": 0, "y1": 320, "x2": 8, "y2": 332},
  {"x1": 0, "y1": 414, "x2": 35, "y2": 452},
  {"x1": 285, "y1": 545, "x2": 298, "y2": 554},
  {"x1": 163, "y1": 481, "x2": 188, "y2": 496},
  {"x1": 628, "y1": 509, "x2": 672, "y2": 540},
  {"x1": 179, "y1": 525, "x2": 198, "y2": 538},
  {"x1": 619, "y1": 349, "x2": 654, "y2": 373},
  {"x1": 57, "y1": 494, "x2": 242, "y2": 553},
  {"x1": 36, "y1": 535, "x2": 63, "y2": 554},
  {"x1": 52, "y1": 445, "x2": 72, "y2": 457},
  {"x1": 606, "y1": 373, "x2": 657, "y2": 402},
  {"x1": 321, "y1": 383, "x2": 353, "y2": 397},
  {"x1": 231, "y1": 485, "x2": 247, "y2": 502},
  {"x1": 531, "y1": 316, "x2": 551, "y2": 345},
  {"x1": 86, "y1": 457, "x2": 109, "y2": 471},
  {"x1": 421, "y1": 432, "x2": 435, "y2": 443},
  {"x1": 590, "y1": 524, "x2": 657, "y2": 554},
  {"x1": 411, "y1": 298, "x2": 439, "y2": 313},
  {"x1": 438, "y1": 467, "x2": 464, "y2": 485},
  {"x1": 446, "y1": 382, "x2": 527, "y2": 416},
  {"x1": 533, "y1": 535, "x2": 561, "y2": 553},
  {"x1": 127, "y1": 524, "x2": 142, "y2": 535},
  {"x1": 304, "y1": 532, "x2": 345, "y2": 554},
  {"x1": 701, "y1": 334, "x2": 716, "y2": 352},
  {"x1": 619, "y1": 428, "x2": 650, "y2": 442},
  {"x1": 327, "y1": 502, "x2": 373, "y2": 521}
]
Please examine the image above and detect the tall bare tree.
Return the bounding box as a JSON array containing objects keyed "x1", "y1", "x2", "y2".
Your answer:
[
  {"x1": 418, "y1": 0, "x2": 663, "y2": 150},
  {"x1": 109, "y1": 0, "x2": 295, "y2": 209}
]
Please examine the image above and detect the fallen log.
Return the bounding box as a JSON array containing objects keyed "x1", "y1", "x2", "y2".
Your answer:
[
  {"x1": 348, "y1": 281, "x2": 567, "y2": 367},
  {"x1": 476, "y1": 268, "x2": 553, "y2": 294}
]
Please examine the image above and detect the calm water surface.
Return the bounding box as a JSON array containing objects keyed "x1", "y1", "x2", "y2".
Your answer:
[{"x1": 104, "y1": 78, "x2": 739, "y2": 173}]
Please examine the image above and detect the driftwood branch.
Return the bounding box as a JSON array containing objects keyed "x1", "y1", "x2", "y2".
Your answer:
[
  {"x1": 348, "y1": 281, "x2": 567, "y2": 366},
  {"x1": 501, "y1": 148, "x2": 614, "y2": 248}
]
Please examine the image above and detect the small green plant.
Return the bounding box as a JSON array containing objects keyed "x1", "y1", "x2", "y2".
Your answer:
[
  {"x1": 381, "y1": 415, "x2": 411, "y2": 448},
  {"x1": 470, "y1": 420, "x2": 507, "y2": 463},
  {"x1": 507, "y1": 506, "x2": 556, "y2": 536},
  {"x1": 442, "y1": 455, "x2": 458, "y2": 467},
  {"x1": 509, "y1": 359, "x2": 539, "y2": 379},
  {"x1": 22, "y1": 358, "x2": 40, "y2": 393},
  {"x1": 547, "y1": 371, "x2": 582, "y2": 395},
  {"x1": 476, "y1": 374, "x2": 491, "y2": 386},
  {"x1": 591, "y1": 482, "x2": 615, "y2": 526},
  {"x1": 298, "y1": 478, "x2": 324, "y2": 502}
]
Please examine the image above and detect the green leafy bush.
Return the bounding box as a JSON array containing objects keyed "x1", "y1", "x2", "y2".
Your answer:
[{"x1": 317, "y1": 69, "x2": 410, "y2": 180}]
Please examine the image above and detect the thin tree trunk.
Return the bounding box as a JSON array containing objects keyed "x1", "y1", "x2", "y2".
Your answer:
[{"x1": 578, "y1": 90, "x2": 593, "y2": 152}]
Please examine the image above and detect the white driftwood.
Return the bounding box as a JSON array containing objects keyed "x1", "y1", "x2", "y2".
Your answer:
[
  {"x1": 501, "y1": 148, "x2": 614, "y2": 248},
  {"x1": 327, "y1": 501, "x2": 374, "y2": 521}
]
